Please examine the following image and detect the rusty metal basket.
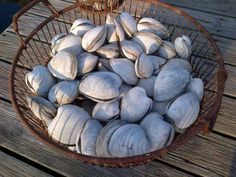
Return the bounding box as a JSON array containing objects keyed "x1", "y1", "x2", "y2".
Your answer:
[{"x1": 9, "y1": 0, "x2": 227, "y2": 167}]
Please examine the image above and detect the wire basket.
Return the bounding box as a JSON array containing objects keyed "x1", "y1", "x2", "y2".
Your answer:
[{"x1": 9, "y1": 0, "x2": 227, "y2": 167}]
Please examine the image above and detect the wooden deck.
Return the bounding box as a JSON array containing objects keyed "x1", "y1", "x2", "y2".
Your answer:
[{"x1": 0, "y1": 0, "x2": 236, "y2": 176}]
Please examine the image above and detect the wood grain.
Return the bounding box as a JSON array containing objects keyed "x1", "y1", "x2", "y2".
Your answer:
[{"x1": 0, "y1": 151, "x2": 52, "y2": 177}]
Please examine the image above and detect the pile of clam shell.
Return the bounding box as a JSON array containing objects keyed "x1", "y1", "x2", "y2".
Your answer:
[{"x1": 25, "y1": 12, "x2": 204, "y2": 157}]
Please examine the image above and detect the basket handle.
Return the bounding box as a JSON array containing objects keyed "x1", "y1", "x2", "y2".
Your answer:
[{"x1": 12, "y1": 0, "x2": 59, "y2": 48}]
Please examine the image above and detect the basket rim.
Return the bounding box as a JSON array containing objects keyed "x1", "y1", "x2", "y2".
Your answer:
[{"x1": 9, "y1": 0, "x2": 227, "y2": 167}]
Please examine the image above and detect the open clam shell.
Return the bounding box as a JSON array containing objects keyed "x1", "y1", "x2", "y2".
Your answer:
[
  {"x1": 120, "y1": 40, "x2": 143, "y2": 61},
  {"x1": 96, "y1": 42, "x2": 119, "y2": 58},
  {"x1": 174, "y1": 35, "x2": 192, "y2": 59},
  {"x1": 137, "y1": 75, "x2": 156, "y2": 97},
  {"x1": 157, "y1": 40, "x2": 176, "y2": 59},
  {"x1": 96, "y1": 120, "x2": 128, "y2": 157},
  {"x1": 166, "y1": 92, "x2": 200, "y2": 129},
  {"x1": 79, "y1": 71, "x2": 122, "y2": 102},
  {"x1": 82, "y1": 25, "x2": 107, "y2": 52},
  {"x1": 121, "y1": 87, "x2": 153, "y2": 122},
  {"x1": 137, "y1": 17, "x2": 170, "y2": 39},
  {"x1": 48, "y1": 80, "x2": 80, "y2": 105},
  {"x1": 186, "y1": 78, "x2": 204, "y2": 101},
  {"x1": 110, "y1": 58, "x2": 138, "y2": 85},
  {"x1": 25, "y1": 66, "x2": 56, "y2": 97},
  {"x1": 48, "y1": 50, "x2": 78, "y2": 80},
  {"x1": 26, "y1": 96, "x2": 56, "y2": 126},
  {"x1": 76, "y1": 119, "x2": 103, "y2": 156},
  {"x1": 69, "y1": 18, "x2": 95, "y2": 37},
  {"x1": 118, "y1": 12, "x2": 137, "y2": 37},
  {"x1": 161, "y1": 58, "x2": 192, "y2": 73},
  {"x1": 154, "y1": 69, "x2": 190, "y2": 101},
  {"x1": 108, "y1": 124, "x2": 150, "y2": 157},
  {"x1": 92, "y1": 99, "x2": 120, "y2": 122},
  {"x1": 77, "y1": 52, "x2": 98, "y2": 76},
  {"x1": 48, "y1": 104, "x2": 91, "y2": 145},
  {"x1": 132, "y1": 31, "x2": 162, "y2": 54},
  {"x1": 140, "y1": 112, "x2": 174, "y2": 151},
  {"x1": 135, "y1": 53, "x2": 154, "y2": 78}
]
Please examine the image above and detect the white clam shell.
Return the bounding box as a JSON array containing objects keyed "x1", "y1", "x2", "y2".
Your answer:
[
  {"x1": 96, "y1": 42, "x2": 119, "y2": 58},
  {"x1": 51, "y1": 35, "x2": 83, "y2": 58},
  {"x1": 48, "y1": 80, "x2": 80, "y2": 105},
  {"x1": 174, "y1": 35, "x2": 192, "y2": 59},
  {"x1": 48, "y1": 51, "x2": 78, "y2": 80},
  {"x1": 25, "y1": 66, "x2": 56, "y2": 97},
  {"x1": 132, "y1": 31, "x2": 162, "y2": 54},
  {"x1": 152, "y1": 99, "x2": 173, "y2": 115},
  {"x1": 82, "y1": 25, "x2": 107, "y2": 52},
  {"x1": 120, "y1": 40, "x2": 143, "y2": 61},
  {"x1": 51, "y1": 33, "x2": 67, "y2": 55},
  {"x1": 48, "y1": 104, "x2": 90, "y2": 145},
  {"x1": 76, "y1": 119, "x2": 103, "y2": 156},
  {"x1": 140, "y1": 112, "x2": 174, "y2": 150},
  {"x1": 166, "y1": 92, "x2": 200, "y2": 129},
  {"x1": 154, "y1": 69, "x2": 190, "y2": 101},
  {"x1": 97, "y1": 58, "x2": 112, "y2": 71},
  {"x1": 92, "y1": 99, "x2": 120, "y2": 122},
  {"x1": 186, "y1": 78, "x2": 204, "y2": 101},
  {"x1": 108, "y1": 124, "x2": 150, "y2": 157},
  {"x1": 137, "y1": 75, "x2": 156, "y2": 97},
  {"x1": 137, "y1": 17, "x2": 170, "y2": 39},
  {"x1": 110, "y1": 58, "x2": 138, "y2": 85},
  {"x1": 121, "y1": 87, "x2": 152, "y2": 122},
  {"x1": 147, "y1": 55, "x2": 166, "y2": 75},
  {"x1": 77, "y1": 52, "x2": 98, "y2": 76},
  {"x1": 157, "y1": 40, "x2": 176, "y2": 59},
  {"x1": 135, "y1": 53, "x2": 154, "y2": 78},
  {"x1": 69, "y1": 18, "x2": 95, "y2": 37},
  {"x1": 119, "y1": 84, "x2": 132, "y2": 98},
  {"x1": 79, "y1": 71, "x2": 122, "y2": 102},
  {"x1": 96, "y1": 120, "x2": 128, "y2": 157},
  {"x1": 161, "y1": 58, "x2": 192, "y2": 73},
  {"x1": 118, "y1": 12, "x2": 137, "y2": 37},
  {"x1": 26, "y1": 96, "x2": 56, "y2": 126}
]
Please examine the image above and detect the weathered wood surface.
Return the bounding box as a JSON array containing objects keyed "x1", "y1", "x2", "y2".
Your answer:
[
  {"x1": 0, "y1": 151, "x2": 52, "y2": 177},
  {"x1": 0, "y1": 0, "x2": 236, "y2": 176}
]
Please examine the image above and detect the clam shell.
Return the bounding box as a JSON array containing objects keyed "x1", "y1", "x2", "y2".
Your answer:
[
  {"x1": 152, "y1": 99, "x2": 173, "y2": 115},
  {"x1": 132, "y1": 31, "x2": 162, "y2": 54},
  {"x1": 161, "y1": 58, "x2": 192, "y2": 73},
  {"x1": 186, "y1": 78, "x2": 204, "y2": 101},
  {"x1": 118, "y1": 12, "x2": 137, "y2": 37},
  {"x1": 52, "y1": 35, "x2": 83, "y2": 58},
  {"x1": 96, "y1": 42, "x2": 119, "y2": 58},
  {"x1": 48, "y1": 80, "x2": 80, "y2": 105},
  {"x1": 110, "y1": 58, "x2": 138, "y2": 85},
  {"x1": 154, "y1": 69, "x2": 190, "y2": 101},
  {"x1": 166, "y1": 92, "x2": 200, "y2": 129},
  {"x1": 96, "y1": 120, "x2": 128, "y2": 157},
  {"x1": 77, "y1": 52, "x2": 98, "y2": 76},
  {"x1": 157, "y1": 40, "x2": 176, "y2": 59},
  {"x1": 135, "y1": 53, "x2": 154, "y2": 78},
  {"x1": 48, "y1": 51, "x2": 78, "y2": 80},
  {"x1": 140, "y1": 112, "x2": 174, "y2": 151},
  {"x1": 119, "y1": 84, "x2": 132, "y2": 98},
  {"x1": 121, "y1": 87, "x2": 152, "y2": 122},
  {"x1": 92, "y1": 99, "x2": 120, "y2": 122},
  {"x1": 137, "y1": 17, "x2": 170, "y2": 39},
  {"x1": 97, "y1": 58, "x2": 112, "y2": 71},
  {"x1": 26, "y1": 96, "x2": 56, "y2": 126},
  {"x1": 48, "y1": 104, "x2": 90, "y2": 145},
  {"x1": 82, "y1": 25, "x2": 107, "y2": 52},
  {"x1": 25, "y1": 66, "x2": 56, "y2": 97},
  {"x1": 108, "y1": 124, "x2": 150, "y2": 157},
  {"x1": 114, "y1": 18, "x2": 125, "y2": 41},
  {"x1": 69, "y1": 19, "x2": 95, "y2": 37},
  {"x1": 137, "y1": 75, "x2": 156, "y2": 97},
  {"x1": 120, "y1": 40, "x2": 143, "y2": 61},
  {"x1": 106, "y1": 14, "x2": 124, "y2": 42},
  {"x1": 174, "y1": 35, "x2": 192, "y2": 59},
  {"x1": 51, "y1": 33, "x2": 67, "y2": 55},
  {"x1": 79, "y1": 71, "x2": 122, "y2": 102},
  {"x1": 76, "y1": 119, "x2": 103, "y2": 156},
  {"x1": 147, "y1": 55, "x2": 166, "y2": 75}
]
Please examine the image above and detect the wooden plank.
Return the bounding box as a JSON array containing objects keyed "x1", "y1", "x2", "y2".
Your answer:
[
  {"x1": 0, "y1": 151, "x2": 52, "y2": 177},
  {"x1": 0, "y1": 99, "x2": 194, "y2": 177}
]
